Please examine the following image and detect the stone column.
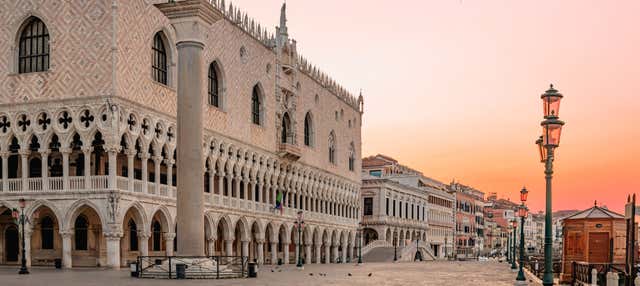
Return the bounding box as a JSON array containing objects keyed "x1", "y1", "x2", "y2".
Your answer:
[
  {"x1": 126, "y1": 149, "x2": 135, "y2": 192},
  {"x1": 241, "y1": 240, "x2": 249, "y2": 258},
  {"x1": 40, "y1": 149, "x2": 49, "y2": 191},
  {"x1": 208, "y1": 169, "x2": 215, "y2": 194},
  {"x1": 341, "y1": 244, "x2": 347, "y2": 263},
  {"x1": 270, "y1": 242, "x2": 277, "y2": 264},
  {"x1": 256, "y1": 241, "x2": 264, "y2": 264},
  {"x1": 61, "y1": 148, "x2": 71, "y2": 190},
  {"x1": 166, "y1": 159, "x2": 174, "y2": 188},
  {"x1": 283, "y1": 241, "x2": 290, "y2": 264},
  {"x1": 206, "y1": 236, "x2": 215, "y2": 256},
  {"x1": 332, "y1": 245, "x2": 338, "y2": 263},
  {"x1": 156, "y1": 3, "x2": 219, "y2": 255},
  {"x1": 61, "y1": 230, "x2": 73, "y2": 268},
  {"x1": 107, "y1": 148, "x2": 118, "y2": 189},
  {"x1": 305, "y1": 245, "x2": 311, "y2": 264},
  {"x1": 105, "y1": 233, "x2": 122, "y2": 268},
  {"x1": 315, "y1": 245, "x2": 322, "y2": 264},
  {"x1": 217, "y1": 171, "x2": 224, "y2": 196},
  {"x1": 164, "y1": 233, "x2": 176, "y2": 257},
  {"x1": 82, "y1": 146, "x2": 92, "y2": 188},
  {"x1": 23, "y1": 228, "x2": 32, "y2": 267},
  {"x1": 153, "y1": 156, "x2": 162, "y2": 193},
  {"x1": 138, "y1": 232, "x2": 150, "y2": 257},
  {"x1": 139, "y1": 152, "x2": 149, "y2": 192},
  {"x1": 225, "y1": 240, "x2": 234, "y2": 256},
  {"x1": 324, "y1": 245, "x2": 331, "y2": 264},
  {"x1": 294, "y1": 242, "x2": 299, "y2": 265},
  {"x1": 20, "y1": 149, "x2": 29, "y2": 190},
  {"x1": 1, "y1": 151, "x2": 8, "y2": 191}
]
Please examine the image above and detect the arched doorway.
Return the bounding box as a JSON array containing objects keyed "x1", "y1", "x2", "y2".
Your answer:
[
  {"x1": 70, "y1": 205, "x2": 102, "y2": 267},
  {"x1": 362, "y1": 228, "x2": 378, "y2": 246},
  {"x1": 31, "y1": 205, "x2": 62, "y2": 266}
]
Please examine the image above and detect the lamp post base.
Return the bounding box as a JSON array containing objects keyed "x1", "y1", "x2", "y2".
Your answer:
[
  {"x1": 19, "y1": 268, "x2": 29, "y2": 275},
  {"x1": 514, "y1": 281, "x2": 528, "y2": 286},
  {"x1": 296, "y1": 265, "x2": 304, "y2": 270}
]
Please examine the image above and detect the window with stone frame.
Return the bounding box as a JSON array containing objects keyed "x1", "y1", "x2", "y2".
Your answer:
[
  {"x1": 348, "y1": 142, "x2": 355, "y2": 171},
  {"x1": 208, "y1": 62, "x2": 221, "y2": 107},
  {"x1": 328, "y1": 131, "x2": 336, "y2": 164},
  {"x1": 251, "y1": 84, "x2": 262, "y2": 125},
  {"x1": 304, "y1": 112, "x2": 313, "y2": 146},
  {"x1": 152, "y1": 32, "x2": 168, "y2": 85},
  {"x1": 18, "y1": 17, "x2": 49, "y2": 74},
  {"x1": 363, "y1": 197, "x2": 373, "y2": 216}
]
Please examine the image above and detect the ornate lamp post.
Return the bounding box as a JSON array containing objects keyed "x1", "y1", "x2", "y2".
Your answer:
[
  {"x1": 537, "y1": 85, "x2": 564, "y2": 286},
  {"x1": 357, "y1": 223, "x2": 363, "y2": 264},
  {"x1": 511, "y1": 219, "x2": 518, "y2": 270},
  {"x1": 516, "y1": 187, "x2": 529, "y2": 283},
  {"x1": 12, "y1": 198, "x2": 38, "y2": 275},
  {"x1": 296, "y1": 211, "x2": 304, "y2": 269},
  {"x1": 507, "y1": 226, "x2": 511, "y2": 264},
  {"x1": 393, "y1": 235, "x2": 398, "y2": 262}
]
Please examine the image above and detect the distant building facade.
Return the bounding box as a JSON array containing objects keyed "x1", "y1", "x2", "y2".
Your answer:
[
  {"x1": 360, "y1": 155, "x2": 454, "y2": 259},
  {"x1": 450, "y1": 182, "x2": 485, "y2": 257}
]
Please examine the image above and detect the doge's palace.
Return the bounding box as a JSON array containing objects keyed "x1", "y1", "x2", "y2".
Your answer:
[{"x1": 0, "y1": 0, "x2": 362, "y2": 268}]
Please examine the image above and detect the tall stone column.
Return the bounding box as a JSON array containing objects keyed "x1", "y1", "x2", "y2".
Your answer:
[
  {"x1": 107, "y1": 148, "x2": 118, "y2": 189},
  {"x1": 23, "y1": 228, "x2": 32, "y2": 267},
  {"x1": 61, "y1": 231, "x2": 73, "y2": 268},
  {"x1": 82, "y1": 146, "x2": 92, "y2": 187},
  {"x1": 126, "y1": 150, "x2": 135, "y2": 192},
  {"x1": 105, "y1": 233, "x2": 122, "y2": 268},
  {"x1": 140, "y1": 152, "x2": 149, "y2": 192},
  {"x1": 348, "y1": 244, "x2": 354, "y2": 262},
  {"x1": 206, "y1": 237, "x2": 215, "y2": 256},
  {"x1": 305, "y1": 245, "x2": 311, "y2": 264},
  {"x1": 283, "y1": 241, "x2": 290, "y2": 264},
  {"x1": 324, "y1": 245, "x2": 331, "y2": 264},
  {"x1": 160, "y1": 0, "x2": 214, "y2": 252},
  {"x1": 332, "y1": 245, "x2": 338, "y2": 263},
  {"x1": 166, "y1": 159, "x2": 174, "y2": 188},
  {"x1": 19, "y1": 149, "x2": 29, "y2": 190},
  {"x1": 153, "y1": 156, "x2": 162, "y2": 193}
]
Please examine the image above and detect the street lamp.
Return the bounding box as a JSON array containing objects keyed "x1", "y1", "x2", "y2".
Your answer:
[
  {"x1": 507, "y1": 225, "x2": 511, "y2": 264},
  {"x1": 296, "y1": 211, "x2": 304, "y2": 269},
  {"x1": 516, "y1": 187, "x2": 529, "y2": 283},
  {"x1": 511, "y1": 219, "x2": 518, "y2": 270},
  {"x1": 13, "y1": 198, "x2": 38, "y2": 275},
  {"x1": 538, "y1": 84, "x2": 564, "y2": 286},
  {"x1": 393, "y1": 235, "x2": 398, "y2": 262},
  {"x1": 357, "y1": 223, "x2": 363, "y2": 264}
]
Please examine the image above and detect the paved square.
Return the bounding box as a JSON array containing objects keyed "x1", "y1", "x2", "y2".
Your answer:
[{"x1": 0, "y1": 261, "x2": 526, "y2": 286}]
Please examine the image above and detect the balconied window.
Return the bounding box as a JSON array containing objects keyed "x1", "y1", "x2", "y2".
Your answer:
[{"x1": 18, "y1": 17, "x2": 49, "y2": 73}]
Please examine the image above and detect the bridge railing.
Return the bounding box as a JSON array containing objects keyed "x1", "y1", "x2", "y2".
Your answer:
[{"x1": 136, "y1": 255, "x2": 248, "y2": 279}]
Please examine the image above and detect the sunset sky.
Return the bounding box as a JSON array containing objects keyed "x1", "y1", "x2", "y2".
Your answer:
[{"x1": 234, "y1": 0, "x2": 640, "y2": 213}]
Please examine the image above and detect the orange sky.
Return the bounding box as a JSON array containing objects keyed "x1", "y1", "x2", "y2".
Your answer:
[{"x1": 234, "y1": 0, "x2": 640, "y2": 213}]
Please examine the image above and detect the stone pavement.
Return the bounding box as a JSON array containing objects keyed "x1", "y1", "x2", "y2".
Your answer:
[{"x1": 0, "y1": 260, "x2": 528, "y2": 286}]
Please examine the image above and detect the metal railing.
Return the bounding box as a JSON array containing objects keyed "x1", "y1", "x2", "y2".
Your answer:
[
  {"x1": 570, "y1": 262, "x2": 626, "y2": 286},
  {"x1": 524, "y1": 256, "x2": 562, "y2": 280},
  {"x1": 136, "y1": 255, "x2": 248, "y2": 279}
]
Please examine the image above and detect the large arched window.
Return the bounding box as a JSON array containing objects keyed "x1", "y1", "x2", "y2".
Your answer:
[
  {"x1": 128, "y1": 219, "x2": 138, "y2": 251},
  {"x1": 348, "y1": 142, "x2": 355, "y2": 171},
  {"x1": 281, "y1": 112, "x2": 291, "y2": 143},
  {"x1": 304, "y1": 112, "x2": 313, "y2": 146},
  {"x1": 251, "y1": 84, "x2": 262, "y2": 125},
  {"x1": 152, "y1": 32, "x2": 168, "y2": 85},
  {"x1": 18, "y1": 17, "x2": 50, "y2": 74},
  {"x1": 40, "y1": 216, "x2": 54, "y2": 249},
  {"x1": 208, "y1": 62, "x2": 221, "y2": 107},
  {"x1": 152, "y1": 220, "x2": 162, "y2": 251},
  {"x1": 328, "y1": 131, "x2": 336, "y2": 164},
  {"x1": 74, "y1": 215, "x2": 88, "y2": 250}
]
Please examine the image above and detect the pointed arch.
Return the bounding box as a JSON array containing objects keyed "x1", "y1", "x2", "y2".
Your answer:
[
  {"x1": 152, "y1": 31, "x2": 168, "y2": 85},
  {"x1": 281, "y1": 112, "x2": 291, "y2": 144},
  {"x1": 208, "y1": 61, "x2": 224, "y2": 108},
  {"x1": 328, "y1": 130, "x2": 336, "y2": 164},
  {"x1": 304, "y1": 111, "x2": 314, "y2": 147},
  {"x1": 17, "y1": 16, "x2": 50, "y2": 73},
  {"x1": 251, "y1": 83, "x2": 264, "y2": 125}
]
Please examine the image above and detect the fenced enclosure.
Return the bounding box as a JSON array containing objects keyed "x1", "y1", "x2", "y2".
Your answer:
[{"x1": 135, "y1": 256, "x2": 248, "y2": 279}]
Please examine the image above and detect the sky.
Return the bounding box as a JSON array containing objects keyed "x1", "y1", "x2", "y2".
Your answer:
[{"x1": 232, "y1": 0, "x2": 640, "y2": 213}]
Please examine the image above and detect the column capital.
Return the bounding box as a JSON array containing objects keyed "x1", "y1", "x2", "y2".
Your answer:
[
  {"x1": 139, "y1": 152, "x2": 150, "y2": 160},
  {"x1": 60, "y1": 230, "x2": 74, "y2": 238},
  {"x1": 60, "y1": 147, "x2": 72, "y2": 155},
  {"x1": 163, "y1": 232, "x2": 176, "y2": 240},
  {"x1": 18, "y1": 148, "x2": 30, "y2": 156},
  {"x1": 164, "y1": 159, "x2": 175, "y2": 166},
  {"x1": 104, "y1": 232, "x2": 123, "y2": 239},
  {"x1": 137, "y1": 231, "x2": 151, "y2": 240},
  {"x1": 105, "y1": 145, "x2": 122, "y2": 154},
  {"x1": 155, "y1": 0, "x2": 223, "y2": 44},
  {"x1": 125, "y1": 148, "x2": 137, "y2": 157},
  {"x1": 81, "y1": 146, "x2": 93, "y2": 154},
  {"x1": 0, "y1": 151, "x2": 10, "y2": 158},
  {"x1": 152, "y1": 155, "x2": 164, "y2": 163},
  {"x1": 38, "y1": 149, "x2": 51, "y2": 156}
]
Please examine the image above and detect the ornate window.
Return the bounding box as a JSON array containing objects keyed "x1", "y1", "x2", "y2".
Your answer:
[
  {"x1": 251, "y1": 84, "x2": 262, "y2": 125},
  {"x1": 18, "y1": 17, "x2": 50, "y2": 73},
  {"x1": 304, "y1": 112, "x2": 313, "y2": 146},
  {"x1": 40, "y1": 216, "x2": 54, "y2": 249},
  {"x1": 328, "y1": 131, "x2": 336, "y2": 164},
  {"x1": 152, "y1": 32, "x2": 168, "y2": 84},
  {"x1": 281, "y1": 112, "x2": 291, "y2": 143},
  {"x1": 208, "y1": 62, "x2": 221, "y2": 107},
  {"x1": 74, "y1": 215, "x2": 88, "y2": 250},
  {"x1": 348, "y1": 142, "x2": 355, "y2": 171}
]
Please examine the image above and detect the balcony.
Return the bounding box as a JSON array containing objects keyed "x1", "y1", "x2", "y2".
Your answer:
[{"x1": 278, "y1": 142, "x2": 301, "y2": 161}]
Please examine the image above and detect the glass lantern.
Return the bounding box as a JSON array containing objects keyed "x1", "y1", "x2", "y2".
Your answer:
[
  {"x1": 520, "y1": 187, "x2": 529, "y2": 203},
  {"x1": 536, "y1": 136, "x2": 547, "y2": 162},
  {"x1": 518, "y1": 205, "x2": 528, "y2": 218},
  {"x1": 541, "y1": 84, "x2": 563, "y2": 118},
  {"x1": 542, "y1": 118, "x2": 565, "y2": 147}
]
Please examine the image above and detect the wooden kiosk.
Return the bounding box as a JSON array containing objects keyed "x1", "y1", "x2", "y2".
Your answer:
[{"x1": 559, "y1": 203, "x2": 626, "y2": 283}]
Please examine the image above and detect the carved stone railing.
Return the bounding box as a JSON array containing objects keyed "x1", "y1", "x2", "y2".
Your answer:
[{"x1": 361, "y1": 240, "x2": 393, "y2": 256}]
